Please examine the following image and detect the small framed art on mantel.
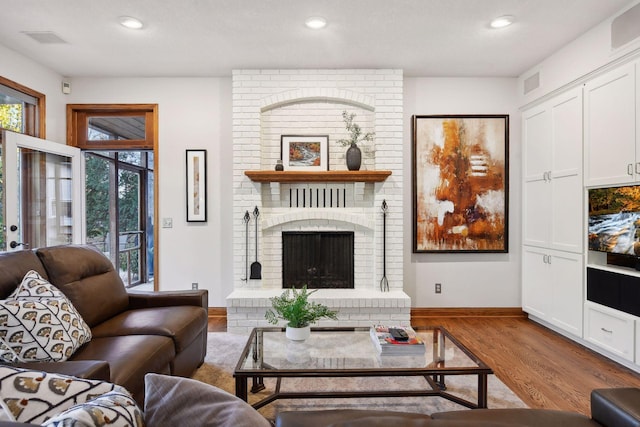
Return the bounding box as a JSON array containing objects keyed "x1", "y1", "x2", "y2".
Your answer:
[
  {"x1": 412, "y1": 115, "x2": 509, "y2": 253},
  {"x1": 186, "y1": 149, "x2": 207, "y2": 222},
  {"x1": 281, "y1": 135, "x2": 329, "y2": 171}
]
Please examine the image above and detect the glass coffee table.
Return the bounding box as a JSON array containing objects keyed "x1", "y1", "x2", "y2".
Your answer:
[{"x1": 234, "y1": 326, "x2": 493, "y2": 410}]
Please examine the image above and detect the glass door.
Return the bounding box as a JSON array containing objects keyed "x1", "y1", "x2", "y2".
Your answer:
[{"x1": 1, "y1": 131, "x2": 83, "y2": 252}]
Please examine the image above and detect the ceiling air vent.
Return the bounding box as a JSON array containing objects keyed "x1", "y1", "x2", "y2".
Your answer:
[
  {"x1": 523, "y1": 72, "x2": 540, "y2": 95},
  {"x1": 611, "y1": 3, "x2": 640, "y2": 49},
  {"x1": 22, "y1": 31, "x2": 67, "y2": 44}
]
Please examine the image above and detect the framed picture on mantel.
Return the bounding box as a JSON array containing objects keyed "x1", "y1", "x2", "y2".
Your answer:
[
  {"x1": 412, "y1": 115, "x2": 509, "y2": 253},
  {"x1": 281, "y1": 135, "x2": 329, "y2": 171}
]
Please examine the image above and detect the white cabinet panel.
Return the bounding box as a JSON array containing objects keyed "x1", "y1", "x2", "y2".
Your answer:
[
  {"x1": 585, "y1": 61, "x2": 637, "y2": 187},
  {"x1": 523, "y1": 246, "x2": 583, "y2": 337},
  {"x1": 548, "y1": 250, "x2": 583, "y2": 337},
  {"x1": 522, "y1": 246, "x2": 550, "y2": 318},
  {"x1": 585, "y1": 301, "x2": 635, "y2": 361},
  {"x1": 522, "y1": 87, "x2": 583, "y2": 253}
]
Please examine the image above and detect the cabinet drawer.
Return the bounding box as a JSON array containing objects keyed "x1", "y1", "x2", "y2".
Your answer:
[{"x1": 585, "y1": 302, "x2": 634, "y2": 361}]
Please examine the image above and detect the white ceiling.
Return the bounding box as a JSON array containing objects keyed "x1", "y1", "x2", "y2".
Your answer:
[{"x1": 0, "y1": 0, "x2": 632, "y2": 78}]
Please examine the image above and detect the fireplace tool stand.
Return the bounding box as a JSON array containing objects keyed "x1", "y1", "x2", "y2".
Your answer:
[
  {"x1": 242, "y1": 210, "x2": 250, "y2": 281},
  {"x1": 380, "y1": 200, "x2": 389, "y2": 292}
]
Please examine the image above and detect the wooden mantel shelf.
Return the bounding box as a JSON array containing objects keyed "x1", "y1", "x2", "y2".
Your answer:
[{"x1": 244, "y1": 170, "x2": 392, "y2": 183}]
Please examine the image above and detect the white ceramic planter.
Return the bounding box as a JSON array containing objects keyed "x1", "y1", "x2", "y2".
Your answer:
[{"x1": 286, "y1": 325, "x2": 311, "y2": 341}]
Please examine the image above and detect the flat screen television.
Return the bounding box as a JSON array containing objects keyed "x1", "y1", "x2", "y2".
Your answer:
[{"x1": 588, "y1": 185, "x2": 640, "y2": 256}]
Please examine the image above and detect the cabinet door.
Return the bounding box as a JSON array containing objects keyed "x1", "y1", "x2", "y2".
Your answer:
[
  {"x1": 522, "y1": 246, "x2": 551, "y2": 319},
  {"x1": 585, "y1": 62, "x2": 637, "y2": 187},
  {"x1": 549, "y1": 87, "x2": 583, "y2": 253},
  {"x1": 548, "y1": 250, "x2": 583, "y2": 337},
  {"x1": 522, "y1": 106, "x2": 552, "y2": 247}
]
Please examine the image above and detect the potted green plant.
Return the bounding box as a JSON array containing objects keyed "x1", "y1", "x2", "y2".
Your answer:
[
  {"x1": 265, "y1": 285, "x2": 339, "y2": 341},
  {"x1": 336, "y1": 110, "x2": 375, "y2": 171}
]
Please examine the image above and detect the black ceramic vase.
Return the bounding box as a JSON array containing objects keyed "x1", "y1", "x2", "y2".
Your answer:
[{"x1": 346, "y1": 143, "x2": 362, "y2": 171}]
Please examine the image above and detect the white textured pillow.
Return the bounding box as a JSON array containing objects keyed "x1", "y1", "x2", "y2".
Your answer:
[
  {"x1": 144, "y1": 373, "x2": 272, "y2": 427},
  {"x1": 0, "y1": 270, "x2": 92, "y2": 363},
  {"x1": 0, "y1": 365, "x2": 133, "y2": 424},
  {"x1": 42, "y1": 390, "x2": 143, "y2": 427}
]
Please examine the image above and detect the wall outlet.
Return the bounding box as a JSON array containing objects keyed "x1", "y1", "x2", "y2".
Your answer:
[
  {"x1": 191, "y1": 282, "x2": 198, "y2": 290},
  {"x1": 435, "y1": 283, "x2": 442, "y2": 294},
  {"x1": 162, "y1": 218, "x2": 173, "y2": 228}
]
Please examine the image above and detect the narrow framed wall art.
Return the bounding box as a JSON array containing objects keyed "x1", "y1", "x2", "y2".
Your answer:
[
  {"x1": 412, "y1": 115, "x2": 509, "y2": 253},
  {"x1": 186, "y1": 149, "x2": 207, "y2": 222}
]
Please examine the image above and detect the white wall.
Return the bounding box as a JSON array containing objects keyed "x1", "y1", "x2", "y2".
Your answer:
[
  {"x1": 65, "y1": 77, "x2": 233, "y2": 306},
  {"x1": 518, "y1": 0, "x2": 640, "y2": 107},
  {"x1": 0, "y1": 52, "x2": 524, "y2": 308},
  {"x1": 403, "y1": 77, "x2": 522, "y2": 307},
  {"x1": 0, "y1": 44, "x2": 67, "y2": 142}
]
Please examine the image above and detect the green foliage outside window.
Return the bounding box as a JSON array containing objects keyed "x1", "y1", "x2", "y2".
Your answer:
[
  {"x1": 0, "y1": 155, "x2": 4, "y2": 251},
  {"x1": 0, "y1": 103, "x2": 23, "y2": 133}
]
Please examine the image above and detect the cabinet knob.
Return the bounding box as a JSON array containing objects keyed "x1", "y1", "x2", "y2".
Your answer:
[{"x1": 628, "y1": 164, "x2": 634, "y2": 176}]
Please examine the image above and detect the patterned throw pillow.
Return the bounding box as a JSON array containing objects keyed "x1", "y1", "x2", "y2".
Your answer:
[
  {"x1": 42, "y1": 390, "x2": 144, "y2": 427},
  {"x1": 9, "y1": 270, "x2": 65, "y2": 300},
  {"x1": 0, "y1": 366, "x2": 138, "y2": 425},
  {"x1": 0, "y1": 270, "x2": 92, "y2": 363}
]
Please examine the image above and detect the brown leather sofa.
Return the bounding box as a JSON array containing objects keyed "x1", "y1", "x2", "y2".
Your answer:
[
  {"x1": 275, "y1": 388, "x2": 640, "y2": 426},
  {"x1": 0, "y1": 244, "x2": 208, "y2": 404}
]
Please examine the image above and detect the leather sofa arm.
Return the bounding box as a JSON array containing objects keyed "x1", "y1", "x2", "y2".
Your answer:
[
  {"x1": 10, "y1": 360, "x2": 111, "y2": 382},
  {"x1": 127, "y1": 289, "x2": 208, "y2": 310},
  {"x1": 591, "y1": 388, "x2": 640, "y2": 427}
]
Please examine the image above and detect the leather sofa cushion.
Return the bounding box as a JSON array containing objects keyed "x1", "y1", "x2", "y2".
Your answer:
[
  {"x1": 0, "y1": 250, "x2": 48, "y2": 299},
  {"x1": 36, "y1": 245, "x2": 129, "y2": 327},
  {"x1": 276, "y1": 410, "x2": 433, "y2": 427},
  {"x1": 90, "y1": 305, "x2": 208, "y2": 352},
  {"x1": 70, "y1": 335, "x2": 175, "y2": 403},
  {"x1": 432, "y1": 408, "x2": 600, "y2": 426},
  {"x1": 12, "y1": 360, "x2": 111, "y2": 382},
  {"x1": 591, "y1": 388, "x2": 640, "y2": 427}
]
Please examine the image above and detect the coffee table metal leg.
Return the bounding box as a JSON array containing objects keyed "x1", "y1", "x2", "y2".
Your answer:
[
  {"x1": 236, "y1": 376, "x2": 248, "y2": 401},
  {"x1": 251, "y1": 376, "x2": 266, "y2": 393},
  {"x1": 478, "y1": 373, "x2": 488, "y2": 408},
  {"x1": 431, "y1": 374, "x2": 446, "y2": 390}
]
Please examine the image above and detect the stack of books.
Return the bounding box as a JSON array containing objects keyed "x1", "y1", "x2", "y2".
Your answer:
[{"x1": 369, "y1": 325, "x2": 426, "y2": 355}]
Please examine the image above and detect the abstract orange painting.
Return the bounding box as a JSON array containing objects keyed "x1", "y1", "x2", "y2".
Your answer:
[{"x1": 412, "y1": 115, "x2": 509, "y2": 253}]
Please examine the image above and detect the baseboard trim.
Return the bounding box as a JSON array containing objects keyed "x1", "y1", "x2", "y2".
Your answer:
[
  {"x1": 208, "y1": 307, "x2": 227, "y2": 318},
  {"x1": 411, "y1": 307, "x2": 526, "y2": 318},
  {"x1": 208, "y1": 306, "x2": 526, "y2": 322}
]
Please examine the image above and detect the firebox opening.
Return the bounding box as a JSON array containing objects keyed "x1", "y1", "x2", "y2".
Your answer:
[{"x1": 282, "y1": 231, "x2": 354, "y2": 289}]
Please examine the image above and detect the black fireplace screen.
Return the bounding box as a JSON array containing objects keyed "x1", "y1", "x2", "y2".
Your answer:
[{"x1": 282, "y1": 231, "x2": 354, "y2": 289}]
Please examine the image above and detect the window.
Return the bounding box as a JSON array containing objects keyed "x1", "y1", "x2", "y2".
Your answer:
[
  {"x1": 0, "y1": 76, "x2": 46, "y2": 137},
  {"x1": 67, "y1": 104, "x2": 158, "y2": 290},
  {"x1": 67, "y1": 104, "x2": 157, "y2": 150}
]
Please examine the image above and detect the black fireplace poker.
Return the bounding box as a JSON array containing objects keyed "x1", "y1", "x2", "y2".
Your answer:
[
  {"x1": 380, "y1": 199, "x2": 389, "y2": 292},
  {"x1": 242, "y1": 210, "x2": 250, "y2": 281}
]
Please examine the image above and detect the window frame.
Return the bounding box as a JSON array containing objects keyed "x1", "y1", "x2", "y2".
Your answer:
[
  {"x1": 66, "y1": 104, "x2": 157, "y2": 150},
  {"x1": 0, "y1": 75, "x2": 46, "y2": 138}
]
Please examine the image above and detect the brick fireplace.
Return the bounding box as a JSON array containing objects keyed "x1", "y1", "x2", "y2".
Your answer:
[{"x1": 227, "y1": 69, "x2": 409, "y2": 334}]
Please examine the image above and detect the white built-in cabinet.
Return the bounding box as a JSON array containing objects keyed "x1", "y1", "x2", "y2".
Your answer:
[
  {"x1": 522, "y1": 247, "x2": 583, "y2": 336},
  {"x1": 521, "y1": 86, "x2": 584, "y2": 338},
  {"x1": 585, "y1": 61, "x2": 639, "y2": 187},
  {"x1": 523, "y1": 56, "x2": 640, "y2": 371}
]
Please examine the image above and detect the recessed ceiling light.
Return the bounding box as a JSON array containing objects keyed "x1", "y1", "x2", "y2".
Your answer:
[
  {"x1": 119, "y1": 16, "x2": 144, "y2": 30},
  {"x1": 305, "y1": 17, "x2": 327, "y2": 30},
  {"x1": 490, "y1": 15, "x2": 514, "y2": 29}
]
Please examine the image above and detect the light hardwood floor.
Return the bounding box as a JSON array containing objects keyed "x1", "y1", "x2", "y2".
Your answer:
[{"x1": 207, "y1": 313, "x2": 640, "y2": 416}]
